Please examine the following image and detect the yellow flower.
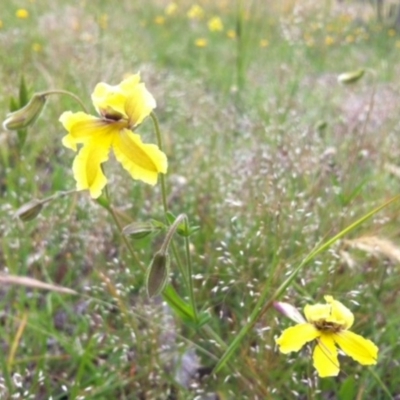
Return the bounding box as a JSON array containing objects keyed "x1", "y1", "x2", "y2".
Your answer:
[
  {"x1": 187, "y1": 4, "x2": 204, "y2": 20},
  {"x1": 208, "y1": 16, "x2": 223, "y2": 32},
  {"x1": 32, "y1": 42, "x2": 42, "y2": 52},
  {"x1": 154, "y1": 16, "x2": 165, "y2": 25},
  {"x1": 275, "y1": 296, "x2": 378, "y2": 377},
  {"x1": 195, "y1": 38, "x2": 207, "y2": 47},
  {"x1": 165, "y1": 2, "x2": 177, "y2": 16},
  {"x1": 227, "y1": 29, "x2": 236, "y2": 39},
  {"x1": 325, "y1": 35, "x2": 335, "y2": 46},
  {"x1": 260, "y1": 39, "x2": 269, "y2": 48},
  {"x1": 98, "y1": 13, "x2": 109, "y2": 30},
  {"x1": 59, "y1": 74, "x2": 167, "y2": 199},
  {"x1": 16, "y1": 9, "x2": 29, "y2": 19}
]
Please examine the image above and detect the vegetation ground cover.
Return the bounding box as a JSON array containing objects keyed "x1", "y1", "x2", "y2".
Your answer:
[{"x1": 1, "y1": 0, "x2": 400, "y2": 398}]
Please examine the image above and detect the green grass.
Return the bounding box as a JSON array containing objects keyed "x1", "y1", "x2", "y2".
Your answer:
[{"x1": 1, "y1": 0, "x2": 400, "y2": 398}]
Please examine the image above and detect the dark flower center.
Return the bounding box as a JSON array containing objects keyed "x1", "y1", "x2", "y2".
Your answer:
[{"x1": 314, "y1": 320, "x2": 343, "y2": 332}]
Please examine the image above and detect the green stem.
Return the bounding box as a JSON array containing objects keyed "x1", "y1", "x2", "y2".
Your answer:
[
  {"x1": 369, "y1": 367, "x2": 394, "y2": 399},
  {"x1": 100, "y1": 187, "x2": 146, "y2": 273},
  {"x1": 150, "y1": 112, "x2": 168, "y2": 213},
  {"x1": 150, "y1": 113, "x2": 193, "y2": 302},
  {"x1": 39, "y1": 89, "x2": 89, "y2": 113},
  {"x1": 183, "y1": 218, "x2": 197, "y2": 321}
]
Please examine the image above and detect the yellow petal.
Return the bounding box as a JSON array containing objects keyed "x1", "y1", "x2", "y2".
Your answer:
[
  {"x1": 304, "y1": 296, "x2": 354, "y2": 329},
  {"x1": 119, "y1": 74, "x2": 141, "y2": 91},
  {"x1": 333, "y1": 330, "x2": 378, "y2": 365},
  {"x1": 304, "y1": 303, "x2": 331, "y2": 323},
  {"x1": 72, "y1": 135, "x2": 113, "y2": 198},
  {"x1": 313, "y1": 333, "x2": 340, "y2": 377},
  {"x1": 124, "y1": 82, "x2": 156, "y2": 127},
  {"x1": 325, "y1": 296, "x2": 354, "y2": 329},
  {"x1": 92, "y1": 82, "x2": 127, "y2": 118},
  {"x1": 275, "y1": 323, "x2": 320, "y2": 353},
  {"x1": 112, "y1": 129, "x2": 167, "y2": 185},
  {"x1": 60, "y1": 111, "x2": 123, "y2": 147}
]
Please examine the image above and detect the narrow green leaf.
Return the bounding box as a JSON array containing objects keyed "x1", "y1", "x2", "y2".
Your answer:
[
  {"x1": 9, "y1": 97, "x2": 19, "y2": 112},
  {"x1": 166, "y1": 211, "x2": 176, "y2": 225},
  {"x1": 162, "y1": 284, "x2": 196, "y2": 323},
  {"x1": 338, "y1": 376, "x2": 356, "y2": 400},
  {"x1": 19, "y1": 75, "x2": 29, "y2": 106}
]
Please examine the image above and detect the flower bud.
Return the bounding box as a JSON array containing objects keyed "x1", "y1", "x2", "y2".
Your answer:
[
  {"x1": 3, "y1": 93, "x2": 46, "y2": 131},
  {"x1": 273, "y1": 301, "x2": 306, "y2": 323},
  {"x1": 123, "y1": 221, "x2": 161, "y2": 239},
  {"x1": 337, "y1": 69, "x2": 365, "y2": 85},
  {"x1": 146, "y1": 251, "x2": 170, "y2": 297},
  {"x1": 14, "y1": 199, "x2": 43, "y2": 221}
]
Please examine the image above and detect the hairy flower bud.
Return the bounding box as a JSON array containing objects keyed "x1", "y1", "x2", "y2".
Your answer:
[
  {"x1": 337, "y1": 69, "x2": 365, "y2": 85},
  {"x1": 3, "y1": 93, "x2": 46, "y2": 131},
  {"x1": 123, "y1": 221, "x2": 161, "y2": 239},
  {"x1": 14, "y1": 199, "x2": 44, "y2": 221},
  {"x1": 146, "y1": 251, "x2": 170, "y2": 297}
]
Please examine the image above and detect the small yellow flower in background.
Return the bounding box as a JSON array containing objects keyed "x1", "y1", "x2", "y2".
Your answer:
[
  {"x1": 275, "y1": 295, "x2": 378, "y2": 378},
  {"x1": 227, "y1": 29, "x2": 236, "y2": 39},
  {"x1": 16, "y1": 9, "x2": 29, "y2": 19},
  {"x1": 154, "y1": 16, "x2": 165, "y2": 25},
  {"x1": 346, "y1": 34, "x2": 355, "y2": 43},
  {"x1": 388, "y1": 28, "x2": 396, "y2": 37},
  {"x1": 0, "y1": 20, "x2": 3, "y2": 29},
  {"x1": 208, "y1": 16, "x2": 223, "y2": 32},
  {"x1": 32, "y1": 43, "x2": 42, "y2": 52},
  {"x1": 187, "y1": 4, "x2": 204, "y2": 20},
  {"x1": 165, "y1": 2, "x2": 177, "y2": 16},
  {"x1": 396, "y1": 40, "x2": 400, "y2": 48},
  {"x1": 339, "y1": 13, "x2": 352, "y2": 24},
  {"x1": 325, "y1": 35, "x2": 335, "y2": 46},
  {"x1": 98, "y1": 13, "x2": 108, "y2": 30},
  {"x1": 59, "y1": 74, "x2": 167, "y2": 199},
  {"x1": 195, "y1": 38, "x2": 207, "y2": 47},
  {"x1": 260, "y1": 39, "x2": 269, "y2": 48}
]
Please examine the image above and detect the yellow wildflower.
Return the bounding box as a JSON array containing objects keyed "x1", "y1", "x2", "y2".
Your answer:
[
  {"x1": 187, "y1": 4, "x2": 204, "y2": 20},
  {"x1": 165, "y1": 2, "x2": 177, "y2": 16},
  {"x1": 98, "y1": 14, "x2": 109, "y2": 30},
  {"x1": 59, "y1": 74, "x2": 167, "y2": 199},
  {"x1": 195, "y1": 38, "x2": 207, "y2": 47},
  {"x1": 260, "y1": 39, "x2": 269, "y2": 48},
  {"x1": 16, "y1": 9, "x2": 29, "y2": 19},
  {"x1": 325, "y1": 35, "x2": 335, "y2": 46},
  {"x1": 32, "y1": 43, "x2": 42, "y2": 52},
  {"x1": 227, "y1": 29, "x2": 236, "y2": 39},
  {"x1": 208, "y1": 16, "x2": 223, "y2": 32},
  {"x1": 276, "y1": 296, "x2": 378, "y2": 377},
  {"x1": 154, "y1": 16, "x2": 165, "y2": 25}
]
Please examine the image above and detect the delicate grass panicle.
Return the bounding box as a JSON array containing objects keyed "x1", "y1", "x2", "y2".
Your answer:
[{"x1": 1, "y1": 0, "x2": 399, "y2": 398}]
